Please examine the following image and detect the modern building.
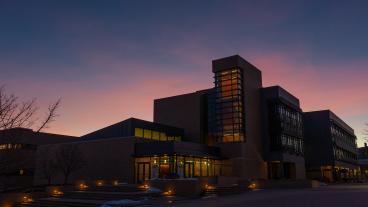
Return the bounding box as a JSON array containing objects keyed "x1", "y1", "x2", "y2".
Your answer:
[
  {"x1": 303, "y1": 110, "x2": 358, "y2": 182},
  {"x1": 155, "y1": 55, "x2": 266, "y2": 179},
  {"x1": 34, "y1": 118, "x2": 221, "y2": 185},
  {"x1": 357, "y1": 144, "x2": 368, "y2": 179},
  {"x1": 0, "y1": 128, "x2": 77, "y2": 190},
  {"x1": 261, "y1": 86, "x2": 305, "y2": 179},
  {"x1": 30, "y1": 55, "x2": 359, "y2": 187}
]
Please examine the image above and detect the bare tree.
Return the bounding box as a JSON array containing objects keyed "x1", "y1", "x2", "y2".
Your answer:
[
  {"x1": 363, "y1": 123, "x2": 368, "y2": 144},
  {"x1": 55, "y1": 144, "x2": 85, "y2": 185},
  {"x1": 0, "y1": 85, "x2": 61, "y2": 132},
  {"x1": 0, "y1": 86, "x2": 61, "y2": 190},
  {"x1": 36, "y1": 147, "x2": 59, "y2": 185}
]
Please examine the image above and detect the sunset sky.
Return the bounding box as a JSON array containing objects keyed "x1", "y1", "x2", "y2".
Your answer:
[{"x1": 1, "y1": 0, "x2": 367, "y2": 146}]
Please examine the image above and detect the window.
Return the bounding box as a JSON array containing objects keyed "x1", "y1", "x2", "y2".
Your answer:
[
  {"x1": 143, "y1": 129, "x2": 152, "y2": 139},
  {"x1": 160, "y1": 132, "x2": 167, "y2": 141},
  {"x1": 152, "y1": 131, "x2": 160, "y2": 140},
  {"x1": 134, "y1": 128, "x2": 143, "y2": 137},
  {"x1": 213, "y1": 68, "x2": 245, "y2": 143}
]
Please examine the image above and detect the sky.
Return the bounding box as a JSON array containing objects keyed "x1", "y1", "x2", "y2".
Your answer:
[{"x1": 0, "y1": 0, "x2": 367, "y2": 146}]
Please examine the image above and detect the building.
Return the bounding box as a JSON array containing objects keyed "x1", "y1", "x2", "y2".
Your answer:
[
  {"x1": 32, "y1": 55, "x2": 359, "y2": 187},
  {"x1": 154, "y1": 89, "x2": 210, "y2": 144},
  {"x1": 303, "y1": 110, "x2": 358, "y2": 182},
  {"x1": 154, "y1": 55, "x2": 267, "y2": 179},
  {"x1": 261, "y1": 86, "x2": 305, "y2": 179},
  {"x1": 357, "y1": 144, "x2": 368, "y2": 179},
  {"x1": 34, "y1": 118, "x2": 221, "y2": 185},
  {"x1": 0, "y1": 128, "x2": 77, "y2": 190}
]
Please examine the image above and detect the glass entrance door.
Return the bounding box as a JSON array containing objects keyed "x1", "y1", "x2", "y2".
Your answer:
[
  {"x1": 136, "y1": 162, "x2": 150, "y2": 183},
  {"x1": 184, "y1": 161, "x2": 194, "y2": 178}
]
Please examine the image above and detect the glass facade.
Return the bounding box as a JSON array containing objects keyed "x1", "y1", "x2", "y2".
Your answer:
[
  {"x1": 134, "y1": 155, "x2": 222, "y2": 183},
  {"x1": 268, "y1": 102, "x2": 304, "y2": 155},
  {"x1": 331, "y1": 123, "x2": 357, "y2": 163},
  {"x1": 212, "y1": 68, "x2": 245, "y2": 142},
  {"x1": 134, "y1": 128, "x2": 181, "y2": 141}
]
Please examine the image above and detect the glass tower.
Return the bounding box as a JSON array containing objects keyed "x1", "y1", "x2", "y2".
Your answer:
[{"x1": 212, "y1": 68, "x2": 245, "y2": 142}]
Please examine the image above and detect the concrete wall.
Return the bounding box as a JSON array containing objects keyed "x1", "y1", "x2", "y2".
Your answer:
[
  {"x1": 154, "y1": 91, "x2": 206, "y2": 143},
  {"x1": 304, "y1": 111, "x2": 335, "y2": 169},
  {"x1": 34, "y1": 137, "x2": 138, "y2": 186},
  {"x1": 0, "y1": 128, "x2": 78, "y2": 190}
]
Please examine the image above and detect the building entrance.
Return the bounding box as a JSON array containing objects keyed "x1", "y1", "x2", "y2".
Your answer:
[
  {"x1": 184, "y1": 161, "x2": 194, "y2": 178},
  {"x1": 136, "y1": 162, "x2": 150, "y2": 183}
]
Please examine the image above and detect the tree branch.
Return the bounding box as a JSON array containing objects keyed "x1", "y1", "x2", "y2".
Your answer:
[{"x1": 36, "y1": 98, "x2": 61, "y2": 132}]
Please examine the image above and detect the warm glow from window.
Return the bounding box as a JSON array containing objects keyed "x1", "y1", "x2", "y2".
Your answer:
[
  {"x1": 134, "y1": 128, "x2": 143, "y2": 137},
  {"x1": 152, "y1": 131, "x2": 160, "y2": 140},
  {"x1": 144, "y1": 129, "x2": 152, "y2": 139},
  {"x1": 160, "y1": 132, "x2": 167, "y2": 141}
]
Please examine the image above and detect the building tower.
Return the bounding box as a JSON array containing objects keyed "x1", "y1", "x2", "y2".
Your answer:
[{"x1": 211, "y1": 55, "x2": 266, "y2": 179}]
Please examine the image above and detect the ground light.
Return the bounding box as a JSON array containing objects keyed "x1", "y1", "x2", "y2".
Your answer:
[
  {"x1": 139, "y1": 184, "x2": 150, "y2": 189},
  {"x1": 248, "y1": 182, "x2": 257, "y2": 189},
  {"x1": 21, "y1": 195, "x2": 34, "y2": 204},
  {"x1": 205, "y1": 184, "x2": 216, "y2": 190},
  {"x1": 51, "y1": 189, "x2": 64, "y2": 197},
  {"x1": 78, "y1": 183, "x2": 88, "y2": 190},
  {"x1": 162, "y1": 189, "x2": 174, "y2": 196},
  {"x1": 96, "y1": 180, "x2": 104, "y2": 186}
]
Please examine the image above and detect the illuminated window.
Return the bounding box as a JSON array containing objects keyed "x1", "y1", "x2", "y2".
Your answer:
[
  {"x1": 160, "y1": 132, "x2": 167, "y2": 141},
  {"x1": 167, "y1": 136, "x2": 174, "y2": 141},
  {"x1": 134, "y1": 128, "x2": 143, "y2": 137},
  {"x1": 144, "y1": 129, "x2": 152, "y2": 139},
  {"x1": 213, "y1": 68, "x2": 245, "y2": 143},
  {"x1": 201, "y1": 161, "x2": 208, "y2": 176},
  {"x1": 152, "y1": 131, "x2": 160, "y2": 140},
  {"x1": 194, "y1": 159, "x2": 201, "y2": 176}
]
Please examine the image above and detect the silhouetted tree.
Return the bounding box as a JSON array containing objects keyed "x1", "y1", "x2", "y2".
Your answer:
[
  {"x1": 55, "y1": 144, "x2": 85, "y2": 185},
  {"x1": 36, "y1": 147, "x2": 59, "y2": 185},
  {"x1": 364, "y1": 123, "x2": 368, "y2": 144},
  {"x1": 0, "y1": 86, "x2": 61, "y2": 190},
  {"x1": 0, "y1": 86, "x2": 61, "y2": 132}
]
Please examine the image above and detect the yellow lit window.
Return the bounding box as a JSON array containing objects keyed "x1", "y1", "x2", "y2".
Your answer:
[
  {"x1": 223, "y1": 134, "x2": 233, "y2": 142},
  {"x1": 160, "y1": 132, "x2": 167, "y2": 141},
  {"x1": 168, "y1": 136, "x2": 174, "y2": 141},
  {"x1": 144, "y1": 129, "x2": 152, "y2": 139},
  {"x1": 152, "y1": 131, "x2": 160, "y2": 140},
  {"x1": 194, "y1": 159, "x2": 201, "y2": 176},
  {"x1": 233, "y1": 133, "x2": 240, "y2": 142},
  {"x1": 134, "y1": 128, "x2": 143, "y2": 137},
  {"x1": 175, "y1": 136, "x2": 181, "y2": 141}
]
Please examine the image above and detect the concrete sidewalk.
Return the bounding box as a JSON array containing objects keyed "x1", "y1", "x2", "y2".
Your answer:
[{"x1": 173, "y1": 184, "x2": 368, "y2": 207}]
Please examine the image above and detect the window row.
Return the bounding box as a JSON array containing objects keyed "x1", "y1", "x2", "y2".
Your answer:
[
  {"x1": 272, "y1": 134, "x2": 304, "y2": 155},
  {"x1": 331, "y1": 124, "x2": 356, "y2": 147},
  {"x1": 135, "y1": 156, "x2": 222, "y2": 180},
  {"x1": 333, "y1": 145, "x2": 357, "y2": 161},
  {"x1": 0, "y1": 143, "x2": 35, "y2": 150},
  {"x1": 134, "y1": 128, "x2": 181, "y2": 142}
]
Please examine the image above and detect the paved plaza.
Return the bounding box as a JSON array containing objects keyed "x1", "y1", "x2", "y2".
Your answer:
[{"x1": 173, "y1": 184, "x2": 368, "y2": 207}]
